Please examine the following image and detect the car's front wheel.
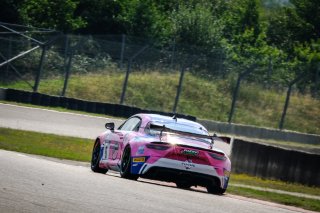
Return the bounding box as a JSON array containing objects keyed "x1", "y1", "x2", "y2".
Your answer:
[
  {"x1": 91, "y1": 140, "x2": 108, "y2": 174},
  {"x1": 120, "y1": 146, "x2": 139, "y2": 180}
]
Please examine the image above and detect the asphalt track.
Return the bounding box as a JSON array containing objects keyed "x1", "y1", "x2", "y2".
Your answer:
[
  {"x1": 0, "y1": 103, "x2": 315, "y2": 213},
  {"x1": 0, "y1": 150, "x2": 313, "y2": 213}
]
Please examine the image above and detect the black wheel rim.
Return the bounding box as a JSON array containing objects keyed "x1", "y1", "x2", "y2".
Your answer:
[
  {"x1": 92, "y1": 142, "x2": 100, "y2": 166},
  {"x1": 121, "y1": 147, "x2": 131, "y2": 172}
]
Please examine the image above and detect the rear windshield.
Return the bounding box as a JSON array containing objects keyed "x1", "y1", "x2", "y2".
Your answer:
[{"x1": 147, "y1": 121, "x2": 208, "y2": 136}]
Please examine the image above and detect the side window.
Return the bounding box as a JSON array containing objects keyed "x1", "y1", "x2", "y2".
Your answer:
[{"x1": 118, "y1": 117, "x2": 141, "y2": 131}]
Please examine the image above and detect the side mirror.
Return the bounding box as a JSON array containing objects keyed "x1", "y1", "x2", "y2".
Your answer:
[{"x1": 105, "y1": 122, "x2": 115, "y2": 130}]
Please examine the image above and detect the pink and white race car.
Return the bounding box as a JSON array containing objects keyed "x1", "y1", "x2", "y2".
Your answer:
[{"x1": 91, "y1": 114, "x2": 231, "y2": 194}]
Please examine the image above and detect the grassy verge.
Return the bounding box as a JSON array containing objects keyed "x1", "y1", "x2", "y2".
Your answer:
[
  {"x1": 0, "y1": 127, "x2": 319, "y2": 211},
  {"x1": 230, "y1": 173, "x2": 320, "y2": 196},
  {"x1": 0, "y1": 127, "x2": 93, "y2": 161},
  {"x1": 227, "y1": 186, "x2": 320, "y2": 212}
]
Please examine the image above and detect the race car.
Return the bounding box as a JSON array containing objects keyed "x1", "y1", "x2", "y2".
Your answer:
[{"x1": 91, "y1": 113, "x2": 231, "y2": 194}]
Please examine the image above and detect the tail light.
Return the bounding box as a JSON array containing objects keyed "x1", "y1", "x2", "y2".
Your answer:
[
  {"x1": 146, "y1": 142, "x2": 171, "y2": 150},
  {"x1": 208, "y1": 151, "x2": 226, "y2": 161}
]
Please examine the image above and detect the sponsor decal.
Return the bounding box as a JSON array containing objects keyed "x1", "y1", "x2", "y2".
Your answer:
[
  {"x1": 111, "y1": 143, "x2": 119, "y2": 160},
  {"x1": 132, "y1": 157, "x2": 146, "y2": 163},
  {"x1": 180, "y1": 149, "x2": 199, "y2": 156},
  {"x1": 136, "y1": 145, "x2": 145, "y2": 155},
  {"x1": 182, "y1": 159, "x2": 195, "y2": 170},
  {"x1": 223, "y1": 169, "x2": 230, "y2": 177}
]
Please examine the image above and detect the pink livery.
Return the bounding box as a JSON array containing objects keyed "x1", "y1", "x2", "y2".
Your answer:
[{"x1": 91, "y1": 114, "x2": 231, "y2": 194}]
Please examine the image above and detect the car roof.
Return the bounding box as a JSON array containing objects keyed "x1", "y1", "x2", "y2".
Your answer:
[{"x1": 137, "y1": 113, "x2": 207, "y2": 132}]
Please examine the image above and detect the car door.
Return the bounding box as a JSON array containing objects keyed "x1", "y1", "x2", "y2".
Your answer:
[{"x1": 106, "y1": 116, "x2": 142, "y2": 170}]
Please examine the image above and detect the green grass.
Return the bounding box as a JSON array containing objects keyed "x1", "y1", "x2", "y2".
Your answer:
[
  {"x1": 1, "y1": 71, "x2": 320, "y2": 135},
  {"x1": 0, "y1": 127, "x2": 93, "y2": 161},
  {"x1": 227, "y1": 186, "x2": 320, "y2": 212},
  {"x1": 0, "y1": 127, "x2": 319, "y2": 211},
  {"x1": 230, "y1": 173, "x2": 320, "y2": 196}
]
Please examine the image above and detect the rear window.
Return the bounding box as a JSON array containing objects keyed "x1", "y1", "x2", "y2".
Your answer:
[{"x1": 147, "y1": 121, "x2": 208, "y2": 136}]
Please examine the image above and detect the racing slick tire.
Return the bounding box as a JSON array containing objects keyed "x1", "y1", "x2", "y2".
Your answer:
[
  {"x1": 175, "y1": 182, "x2": 192, "y2": 189},
  {"x1": 206, "y1": 183, "x2": 226, "y2": 195},
  {"x1": 120, "y1": 146, "x2": 139, "y2": 180},
  {"x1": 91, "y1": 140, "x2": 108, "y2": 174}
]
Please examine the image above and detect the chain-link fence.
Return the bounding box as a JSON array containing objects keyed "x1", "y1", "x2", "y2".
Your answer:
[{"x1": 0, "y1": 22, "x2": 319, "y2": 135}]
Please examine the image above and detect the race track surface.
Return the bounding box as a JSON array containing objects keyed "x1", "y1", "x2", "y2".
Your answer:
[
  {"x1": 0, "y1": 150, "x2": 309, "y2": 213},
  {"x1": 0, "y1": 103, "x2": 124, "y2": 139}
]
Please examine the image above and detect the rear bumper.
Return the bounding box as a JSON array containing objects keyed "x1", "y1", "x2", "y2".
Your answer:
[{"x1": 131, "y1": 157, "x2": 229, "y2": 189}]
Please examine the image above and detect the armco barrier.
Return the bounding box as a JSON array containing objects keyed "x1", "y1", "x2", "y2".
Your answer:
[
  {"x1": 77, "y1": 99, "x2": 87, "y2": 111},
  {"x1": 31, "y1": 92, "x2": 42, "y2": 105},
  {"x1": 198, "y1": 119, "x2": 320, "y2": 144},
  {"x1": 95, "y1": 102, "x2": 106, "y2": 114},
  {"x1": 0, "y1": 88, "x2": 196, "y2": 121},
  {"x1": 67, "y1": 98, "x2": 79, "y2": 110},
  {"x1": 0, "y1": 88, "x2": 6, "y2": 100},
  {"x1": 20, "y1": 90, "x2": 32, "y2": 104},
  {"x1": 50, "y1": 95, "x2": 60, "y2": 107},
  {"x1": 40, "y1": 94, "x2": 51, "y2": 106},
  {"x1": 231, "y1": 139, "x2": 320, "y2": 186}
]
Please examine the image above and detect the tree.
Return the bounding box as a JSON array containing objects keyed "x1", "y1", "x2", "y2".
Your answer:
[
  {"x1": 19, "y1": 0, "x2": 86, "y2": 32},
  {"x1": 170, "y1": 2, "x2": 224, "y2": 50},
  {"x1": 0, "y1": 0, "x2": 23, "y2": 24},
  {"x1": 117, "y1": 0, "x2": 171, "y2": 43},
  {"x1": 75, "y1": 0, "x2": 124, "y2": 34}
]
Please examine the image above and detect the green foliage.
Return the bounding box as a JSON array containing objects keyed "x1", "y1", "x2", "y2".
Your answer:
[
  {"x1": 170, "y1": 2, "x2": 224, "y2": 49},
  {"x1": 75, "y1": 0, "x2": 124, "y2": 34},
  {"x1": 19, "y1": 0, "x2": 86, "y2": 32},
  {"x1": 0, "y1": 0, "x2": 23, "y2": 23}
]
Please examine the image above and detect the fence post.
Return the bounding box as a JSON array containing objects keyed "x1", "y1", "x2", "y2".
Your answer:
[
  {"x1": 173, "y1": 57, "x2": 196, "y2": 113},
  {"x1": 315, "y1": 63, "x2": 320, "y2": 99},
  {"x1": 120, "y1": 45, "x2": 149, "y2": 104},
  {"x1": 170, "y1": 38, "x2": 176, "y2": 70},
  {"x1": 61, "y1": 35, "x2": 73, "y2": 97},
  {"x1": 228, "y1": 65, "x2": 256, "y2": 123},
  {"x1": 120, "y1": 34, "x2": 126, "y2": 69},
  {"x1": 279, "y1": 72, "x2": 308, "y2": 130},
  {"x1": 228, "y1": 76, "x2": 241, "y2": 123},
  {"x1": 173, "y1": 66, "x2": 186, "y2": 113},
  {"x1": 5, "y1": 37, "x2": 12, "y2": 77},
  {"x1": 33, "y1": 45, "x2": 47, "y2": 92},
  {"x1": 267, "y1": 56, "x2": 272, "y2": 89}
]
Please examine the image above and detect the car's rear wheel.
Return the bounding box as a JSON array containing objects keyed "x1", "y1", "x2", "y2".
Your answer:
[
  {"x1": 120, "y1": 146, "x2": 139, "y2": 180},
  {"x1": 175, "y1": 182, "x2": 192, "y2": 189},
  {"x1": 206, "y1": 183, "x2": 226, "y2": 194},
  {"x1": 91, "y1": 140, "x2": 108, "y2": 174}
]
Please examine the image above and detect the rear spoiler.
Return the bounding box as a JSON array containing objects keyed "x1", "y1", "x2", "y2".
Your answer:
[{"x1": 149, "y1": 123, "x2": 231, "y2": 144}]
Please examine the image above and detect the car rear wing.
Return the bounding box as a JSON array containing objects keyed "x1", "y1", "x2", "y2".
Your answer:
[{"x1": 149, "y1": 123, "x2": 231, "y2": 144}]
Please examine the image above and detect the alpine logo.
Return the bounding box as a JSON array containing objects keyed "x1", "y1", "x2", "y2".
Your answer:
[
  {"x1": 182, "y1": 159, "x2": 195, "y2": 170},
  {"x1": 180, "y1": 149, "x2": 199, "y2": 156}
]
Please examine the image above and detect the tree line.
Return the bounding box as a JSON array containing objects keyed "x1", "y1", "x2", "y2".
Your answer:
[{"x1": 1, "y1": 0, "x2": 319, "y2": 96}]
